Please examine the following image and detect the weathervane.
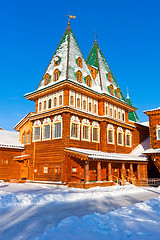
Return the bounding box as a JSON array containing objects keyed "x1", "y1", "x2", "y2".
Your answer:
[
  {"x1": 95, "y1": 30, "x2": 97, "y2": 41},
  {"x1": 127, "y1": 87, "x2": 130, "y2": 99},
  {"x1": 66, "y1": 14, "x2": 76, "y2": 25}
]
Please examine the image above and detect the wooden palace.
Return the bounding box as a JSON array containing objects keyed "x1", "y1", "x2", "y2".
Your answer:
[{"x1": 0, "y1": 23, "x2": 150, "y2": 188}]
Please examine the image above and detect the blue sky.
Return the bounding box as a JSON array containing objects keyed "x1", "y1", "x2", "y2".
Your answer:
[{"x1": 0, "y1": 0, "x2": 159, "y2": 130}]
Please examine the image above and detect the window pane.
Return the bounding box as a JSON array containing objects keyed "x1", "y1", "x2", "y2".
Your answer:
[
  {"x1": 83, "y1": 126, "x2": 89, "y2": 140},
  {"x1": 71, "y1": 123, "x2": 78, "y2": 138},
  {"x1": 108, "y1": 130, "x2": 113, "y2": 143},
  {"x1": 44, "y1": 125, "x2": 50, "y2": 139},
  {"x1": 34, "y1": 127, "x2": 40, "y2": 141},
  {"x1": 118, "y1": 132, "x2": 122, "y2": 145},
  {"x1": 93, "y1": 128, "x2": 98, "y2": 141},
  {"x1": 158, "y1": 130, "x2": 160, "y2": 140},
  {"x1": 27, "y1": 132, "x2": 31, "y2": 144},
  {"x1": 54, "y1": 123, "x2": 61, "y2": 138},
  {"x1": 126, "y1": 135, "x2": 131, "y2": 146}
]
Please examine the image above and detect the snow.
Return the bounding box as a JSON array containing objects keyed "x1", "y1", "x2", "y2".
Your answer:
[
  {"x1": 0, "y1": 182, "x2": 160, "y2": 240},
  {"x1": 0, "y1": 129, "x2": 24, "y2": 149},
  {"x1": 66, "y1": 147, "x2": 147, "y2": 161},
  {"x1": 131, "y1": 136, "x2": 150, "y2": 157}
]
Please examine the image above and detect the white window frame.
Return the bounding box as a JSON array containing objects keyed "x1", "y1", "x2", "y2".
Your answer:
[
  {"x1": 44, "y1": 166, "x2": 48, "y2": 174},
  {"x1": 122, "y1": 110, "x2": 125, "y2": 122},
  {"x1": 53, "y1": 115, "x2": 62, "y2": 139},
  {"x1": 156, "y1": 125, "x2": 160, "y2": 140},
  {"x1": 33, "y1": 120, "x2": 41, "y2": 142},
  {"x1": 70, "y1": 116, "x2": 80, "y2": 140},
  {"x1": 117, "y1": 127, "x2": 124, "y2": 146},
  {"x1": 42, "y1": 118, "x2": 52, "y2": 141},
  {"x1": 94, "y1": 100, "x2": 98, "y2": 115},
  {"x1": 58, "y1": 91, "x2": 63, "y2": 107},
  {"x1": 107, "y1": 124, "x2": 115, "y2": 144},
  {"x1": 88, "y1": 98, "x2": 92, "y2": 113},
  {"x1": 114, "y1": 106, "x2": 117, "y2": 119},
  {"x1": 125, "y1": 129, "x2": 132, "y2": 147},
  {"x1": 81, "y1": 119, "x2": 90, "y2": 142},
  {"x1": 92, "y1": 121, "x2": 100, "y2": 143},
  {"x1": 76, "y1": 93, "x2": 81, "y2": 109},
  {"x1": 69, "y1": 90, "x2": 75, "y2": 107},
  {"x1": 118, "y1": 108, "x2": 121, "y2": 121},
  {"x1": 105, "y1": 102, "x2": 108, "y2": 116}
]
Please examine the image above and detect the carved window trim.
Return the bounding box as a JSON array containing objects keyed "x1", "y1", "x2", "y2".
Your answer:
[{"x1": 70, "y1": 116, "x2": 80, "y2": 140}]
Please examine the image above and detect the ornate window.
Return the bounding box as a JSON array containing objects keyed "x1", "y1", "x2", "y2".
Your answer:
[
  {"x1": 70, "y1": 96, "x2": 74, "y2": 106},
  {"x1": 27, "y1": 132, "x2": 31, "y2": 144},
  {"x1": 105, "y1": 103, "x2": 108, "y2": 116},
  {"x1": 70, "y1": 116, "x2": 80, "y2": 140},
  {"x1": 107, "y1": 124, "x2": 114, "y2": 144},
  {"x1": 77, "y1": 71, "x2": 82, "y2": 83},
  {"x1": 77, "y1": 98, "x2": 80, "y2": 108},
  {"x1": 44, "y1": 73, "x2": 50, "y2": 86},
  {"x1": 83, "y1": 100, "x2": 86, "y2": 111},
  {"x1": 54, "y1": 69, "x2": 59, "y2": 81},
  {"x1": 33, "y1": 120, "x2": 41, "y2": 142},
  {"x1": 48, "y1": 99, "x2": 52, "y2": 109},
  {"x1": 94, "y1": 104, "x2": 97, "y2": 114},
  {"x1": 110, "y1": 84, "x2": 114, "y2": 95},
  {"x1": 86, "y1": 75, "x2": 92, "y2": 87},
  {"x1": 59, "y1": 95, "x2": 62, "y2": 106},
  {"x1": 117, "y1": 127, "x2": 124, "y2": 146},
  {"x1": 92, "y1": 121, "x2": 100, "y2": 142},
  {"x1": 82, "y1": 119, "x2": 90, "y2": 141},
  {"x1": 114, "y1": 108, "x2": 117, "y2": 119},
  {"x1": 118, "y1": 109, "x2": 121, "y2": 120},
  {"x1": 54, "y1": 56, "x2": 59, "y2": 67},
  {"x1": 39, "y1": 102, "x2": 42, "y2": 112},
  {"x1": 54, "y1": 97, "x2": 57, "y2": 107},
  {"x1": 126, "y1": 130, "x2": 132, "y2": 147},
  {"x1": 43, "y1": 118, "x2": 51, "y2": 141},
  {"x1": 53, "y1": 115, "x2": 62, "y2": 139},
  {"x1": 122, "y1": 110, "x2": 125, "y2": 122},
  {"x1": 156, "y1": 125, "x2": 160, "y2": 140},
  {"x1": 117, "y1": 88, "x2": 120, "y2": 99},
  {"x1": 22, "y1": 132, "x2": 26, "y2": 144},
  {"x1": 108, "y1": 72, "x2": 112, "y2": 82},
  {"x1": 77, "y1": 57, "x2": 82, "y2": 68},
  {"x1": 110, "y1": 105, "x2": 113, "y2": 118},
  {"x1": 43, "y1": 100, "x2": 47, "y2": 110},
  {"x1": 89, "y1": 102, "x2": 92, "y2": 112}
]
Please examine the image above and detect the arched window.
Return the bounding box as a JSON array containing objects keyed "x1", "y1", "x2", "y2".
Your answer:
[
  {"x1": 77, "y1": 57, "x2": 82, "y2": 68},
  {"x1": 92, "y1": 121, "x2": 100, "y2": 143},
  {"x1": 59, "y1": 95, "x2": 62, "y2": 106},
  {"x1": 82, "y1": 119, "x2": 90, "y2": 141},
  {"x1": 27, "y1": 132, "x2": 31, "y2": 144},
  {"x1": 86, "y1": 76, "x2": 92, "y2": 87},
  {"x1": 110, "y1": 107, "x2": 113, "y2": 118},
  {"x1": 43, "y1": 100, "x2": 47, "y2": 110},
  {"x1": 105, "y1": 105, "x2": 108, "y2": 115},
  {"x1": 22, "y1": 132, "x2": 26, "y2": 144},
  {"x1": 108, "y1": 72, "x2": 112, "y2": 82},
  {"x1": 48, "y1": 99, "x2": 52, "y2": 109},
  {"x1": 83, "y1": 100, "x2": 86, "y2": 111},
  {"x1": 43, "y1": 118, "x2": 51, "y2": 141},
  {"x1": 110, "y1": 84, "x2": 114, "y2": 95},
  {"x1": 33, "y1": 120, "x2": 41, "y2": 142},
  {"x1": 54, "y1": 56, "x2": 59, "y2": 67},
  {"x1": 117, "y1": 127, "x2": 124, "y2": 146},
  {"x1": 94, "y1": 104, "x2": 97, "y2": 114},
  {"x1": 126, "y1": 130, "x2": 132, "y2": 147},
  {"x1": 54, "y1": 97, "x2": 57, "y2": 107},
  {"x1": 114, "y1": 109, "x2": 117, "y2": 119},
  {"x1": 77, "y1": 71, "x2": 82, "y2": 83},
  {"x1": 89, "y1": 102, "x2": 92, "y2": 112},
  {"x1": 70, "y1": 116, "x2": 80, "y2": 140},
  {"x1": 70, "y1": 96, "x2": 74, "y2": 106},
  {"x1": 54, "y1": 69, "x2": 59, "y2": 81},
  {"x1": 39, "y1": 102, "x2": 42, "y2": 112},
  {"x1": 77, "y1": 98, "x2": 80, "y2": 108},
  {"x1": 122, "y1": 110, "x2": 125, "y2": 121},
  {"x1": 53, "y1": 115, "x2": 62, "y2": 139},
  {"x1": 107, "y1": 124, "x2": 114, "y2": 144},
  {"x1": 44, "y1": 73, "x2": 50, "y2": 86},
  {"x1": 116, "y1": 88, "x2": 120, "y2": 99}
]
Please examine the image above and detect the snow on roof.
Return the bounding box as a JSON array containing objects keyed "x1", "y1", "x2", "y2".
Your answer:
[
  {"x1": 130, "y1": 136, "x2": 150, "y2": 157},
  {"x1": 144, "y1": 148, "x2": 160, "y2": 154},
  {"x1": 138, "y1": 122, "x2": 149, "y2": 127},
  {"x1": 0, "y1": 130, "x2": 24, "y2": 149},
  {"x1": 144, "y1": 107, "x2": 160, "y2": 113},
  {"x1": 66, "y1": 147, "x2": 147, "y2": 162}
]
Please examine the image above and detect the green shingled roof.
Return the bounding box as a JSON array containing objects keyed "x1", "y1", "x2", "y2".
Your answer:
[{"x1": 126, "y1": 98, "x2": 140, "y2": 123}]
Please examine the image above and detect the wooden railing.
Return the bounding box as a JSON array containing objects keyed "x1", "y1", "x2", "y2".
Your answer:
[{"x1": 112, "y1": 174, "x2": 124, "y2": 186}]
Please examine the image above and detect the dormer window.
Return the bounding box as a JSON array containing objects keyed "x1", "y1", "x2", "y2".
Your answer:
[
  {"x1": 108, "y1": 73, "x2": 112, "y2": 82},
  {"x1": 54, "y1": 56, "x2": 59, "y2": 67},
  {"x1": 110, "y1": 84, "x2": 114, "y2": 96},
  {"x1": 54, "y1": 69, "x2": 59, "y2": 81},
  {"x1": 77, "y1": 71, "x2": 82, "y2": 83},
  {"x1": 117, "y1": 88, "x2": 120, "y2": 99},
  {"x1": 86, "y1": 75, "x2": 92, "y2": 87},
  {"x1": 44, "y1": 73, "x2": 50, "y2": 86},
  {"x1": 77, "y1": 57, "x2": 82, "y2": 68}
]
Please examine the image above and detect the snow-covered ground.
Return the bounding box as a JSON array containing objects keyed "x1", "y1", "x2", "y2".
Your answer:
[{"x1": 0, "y1": 181, "x2": 160, "y2": 240}]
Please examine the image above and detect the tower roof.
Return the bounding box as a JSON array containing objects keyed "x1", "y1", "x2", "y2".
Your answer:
[
  {"x1": 126, "y1": 95, "x2": 140, "y2": 123},
  {"x1": 86, "y1": 41, "x2": 126, "y2": 103},
  {"x1": 36, "y1": 25, "x2": 100, "y2": 92}
]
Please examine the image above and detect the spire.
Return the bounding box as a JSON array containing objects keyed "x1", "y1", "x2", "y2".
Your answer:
[{"x1": 127, "y1": 87, "x2": 130, "y2": 99}]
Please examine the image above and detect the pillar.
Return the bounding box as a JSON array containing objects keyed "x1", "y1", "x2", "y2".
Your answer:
[
  {"x1": 97, "y1": 161, "x2": 101, "y2": 182},
  {"x1": 121, "y1": 163, "x2": 126, "y2": 176},
  {"x1": 84, "y1": 160, "x2": 89, "y2": 183},
  {"x1": 108, "y1": 162, "x2": 112, "y2": 181},
  {"x1": 130, "y1": 163, "x2": 133, "y2": 179},
  {"x1": 137, "y1": 164, "x2": 140, "y2": 180}
]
